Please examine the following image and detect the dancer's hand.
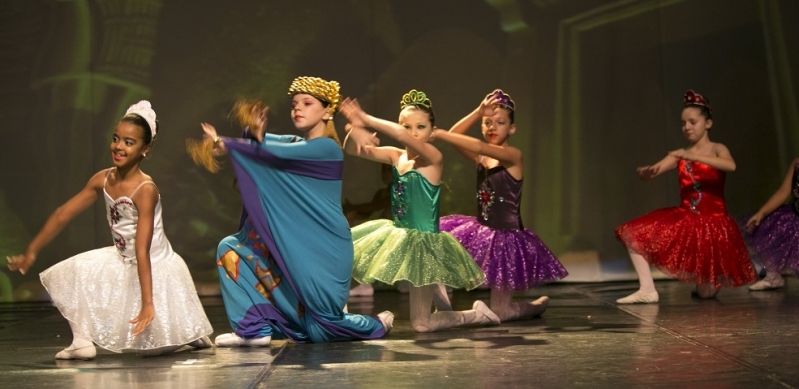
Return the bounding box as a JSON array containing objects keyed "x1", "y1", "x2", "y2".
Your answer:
[
  {"x1": 346, "y1": 124, "x2": 380, "y2": 154},
  {"x1": 479, "y1": 95, "x2": 501, "y2": 116},
  {"x1": 201, "y1": 123, "x2": 227, "y2": 156},
  {"x1": 250, "y1": 104, "x2": 269, "y2": 134},
  {"x1": 636, "y1": 165, "x2": 659, "y2": 181},
  {"x1": 130, "y1": 303, "x2": 155, "y2": 336},
  {"x1": 7, "y1": 253, "x2": 35, "y2": 275},
  {"x1": 340, "y1": 98, "x2": 369, "y2": 128},
  {"x1": 745, "y1": 213, "x2": 764, "y2": 233},
  {"x1": 668, "y1": 149, "x2": 686, "y2": 159}
]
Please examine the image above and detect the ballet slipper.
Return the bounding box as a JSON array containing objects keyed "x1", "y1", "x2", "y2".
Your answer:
[
  {"x1": 214, "y1": 333, "x2": 271, "y2": 347},
  {"x1": 472, "y1": 300, "x2": 501, "y2": 325},
  {"x1": 616, "y1": 291, "x2": 659, "y2": 304},
  {"x1": 377, "y1": 311, "x2": 394, "y2": 333},
  {"x1": 527, "y1": 296, "x2": 550, "y2": 317},
  {"x1": 749, "y1": 273, "x2": 785, "y2": 291},
  {"x1": 188, "y1": 335, "x2": 213, "y2": 348},
  {"x1": 55, "y1": 344, "x2": 96, "y2": 360}
]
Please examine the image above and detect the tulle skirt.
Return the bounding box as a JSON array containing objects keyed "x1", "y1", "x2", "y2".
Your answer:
[
  {"x1": 741, "y1": 205, "x2": 799, "y2": 274},
  {"x1": 351, "y1": 219, "x2": 485, "y2": 290},
  {"x1": 40, "y1": 246, "x2": 213, "y2": 352},
  {"x1": 616, "y1": 207, "x2": 756, "y2": 288},
  {"x1": 440, "y1": 215, "x2": 568, "y2": 291}
]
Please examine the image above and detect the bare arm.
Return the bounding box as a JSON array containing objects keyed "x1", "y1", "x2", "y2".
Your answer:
[
  {"x1": 7, "y1": 170, "x2": 104, "y2": 274},
  {"x1": 340, "y1": 98, "x2": 442, "y2": 166},
  {"x1": 636, "y1": 154, "x2": 680, "y2": 181},
  {"x1": 432, "y1": 129, "x2": 522, "y2": 167},
  {"x1": 342, "y1": 124, "x2": 397, "y2": 164},
  {"x1": 746, "y1": 157, "x2": 799, "y2": 232},
  {"x1": 129, "y1": 183, "x2": 157, "y2": 336},
  {"x1": 446, "y1": 96, "x2": 501, "y2": 161},
  {"x1": 670, "y1": 143, "x2": 736, "y2": 172}
]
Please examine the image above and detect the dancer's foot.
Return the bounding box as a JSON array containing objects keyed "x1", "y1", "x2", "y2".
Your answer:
[
  {"x1": 529, "y1": 296, "x2": 550, "y2": 317},
  {"x1": 749, "y1": 273, "x2": 785, "y2": 291},
  {"x1": 473, "y1": 300, "x2": 501, "y2": 325},
  {"x1": 349, "y1": 284, "x2": 374, "y2": 297},
  {"x1": 377, "y1": 311, "x2": 394, "y2": 333},
  {"x1": 214, "y1": 333, "x2": 271, "y2": 347},
  {"x1": 616, "y1": 290, "x2": 658, "y2": 304},
  {"x1": 189, "y1": 336, "x2": 213, "y2": 348},
  {"x1": 693, "y1": 284, "x2": 719, "y2": 299},
  {"x1": 55, "y1": 344, "x2": 96, "y2": 360}
]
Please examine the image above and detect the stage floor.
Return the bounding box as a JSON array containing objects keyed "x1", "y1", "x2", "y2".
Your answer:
[{"x1": 1, "y1": 279, "x2": 797, "y2": 388}]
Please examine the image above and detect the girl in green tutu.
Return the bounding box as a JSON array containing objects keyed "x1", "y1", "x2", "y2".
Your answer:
[{"x1": 340, "y1": 90, "x2": 500, "y2": 332}]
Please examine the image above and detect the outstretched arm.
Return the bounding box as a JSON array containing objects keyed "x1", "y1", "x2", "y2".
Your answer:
[
  {"x1": 432, "y1": 129, "x2": 522, "y2": 167},
  {"x1": 446, "y1": 95, "x2": 502, "y2": 161},
  {"x1": 670, "y1": 143, "x2": 736, "y2": 172},
  {"x1": 7, "y1": 170, "x2": 104, "y2": 274},
  {"x1": 340, "y1": 98, "x2": 442, "y2": 166},
  {"x1": 129, "y1": 184, "x2": 157, "y2": 336},
  {"x1": 636, "y1": 154, "x2": 680, "y2": 181},
  {"x1": 342, "y1": 124, "x2": 397, "y2": 164},
  {"x1": 746, "y1": 157, "x2": 799, "y2": 232}
]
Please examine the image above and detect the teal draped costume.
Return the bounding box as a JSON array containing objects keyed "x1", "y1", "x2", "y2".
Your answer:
[
  {"x1": 351, "y1": 167, "x2": 485, "y2": 290},
  {"x1": 217, "y1": 133, "x2": 385, "y2": 343}
]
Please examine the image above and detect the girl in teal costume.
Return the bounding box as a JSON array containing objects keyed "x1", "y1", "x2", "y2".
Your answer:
[
  {"x1": 193, "y1": 77, "x2": 392, "y2": 346},
  {"x1": 340, "y1": 90, "x2": 501, "y2": 332}
]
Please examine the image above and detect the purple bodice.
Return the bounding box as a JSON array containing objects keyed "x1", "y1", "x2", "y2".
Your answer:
[{"x1": 475, "y1": 164, "x2": 523, "y2": 230}]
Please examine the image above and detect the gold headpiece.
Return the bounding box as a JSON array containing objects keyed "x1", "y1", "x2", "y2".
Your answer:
[
  {"x1": 400, "y1": 89, "x2": 432, "y2": 110},
  {"x1": 288, "y1": 76, "x2": 341, "y2": 115}
]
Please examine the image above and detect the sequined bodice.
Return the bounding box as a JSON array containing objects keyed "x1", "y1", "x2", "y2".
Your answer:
[
  {"x1": 391, "y1": 166, "x2": 440, "y2": 233},
  {"x1": 476, "y1": 165, "x2": 524, "y2": 230},
  {"x1": 792, "y1": 163, "x2": 799, "y2": 214},
  {"x1": 103, "y1": 181, "x2": 173, "y2": 264},
  {"x1": 678, "y1": 160, "x2": 727, "y2": 216}
]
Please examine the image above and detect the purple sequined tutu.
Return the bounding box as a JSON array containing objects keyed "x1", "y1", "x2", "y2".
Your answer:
[
  {"x1": 741, "y1": 205, "x2": 799, "y2": 274},
  {"x1": 440, "y1": 214, "x2": 568, "y2": 291}
]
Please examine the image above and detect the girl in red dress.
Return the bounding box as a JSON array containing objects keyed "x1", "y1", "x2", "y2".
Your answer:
[{"x1": 615, "y1": 90, "x2": 756, "y2": 304}]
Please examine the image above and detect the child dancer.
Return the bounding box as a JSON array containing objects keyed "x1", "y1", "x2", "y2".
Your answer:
[
  {"x1": 340, "y1": 90, "x2": 500, "y2": 332},
  {"x1": 433, "y1": 89, "x2": 568, "y2": 321},
  {"x1": 615, "y1": 90, "x2": 756, "y2": 303},
  {"x1": 7, "y1": 101, "x2": 213, "y2": 359},
  {"x1": 743, "y1": 157, "x2": 799, "y2": 290},
  {"x1": 190, "y1": 77, "x2": 392, "y2": 345}
]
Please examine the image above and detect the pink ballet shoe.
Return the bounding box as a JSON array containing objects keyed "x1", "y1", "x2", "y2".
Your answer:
[
  {"x1": 529, "y1": 296, "x2": 550, "y2": 317},
  {"x1": 749, "y1": 275, "x2": 785, "y2": 291},
  {"x1": 377, "y1": 311, "x2": 394, "y2": 333},
  {"x1": 616, "y1": 291, "x2": 659, "y2": 304},
  {"x1": 473, "y1": 300, "x2": 501, "y2": 325},
  {"x1": 55, "y1": 344, "x2": 97, "y2": 360},
  {"x1": 214, "y1": 333, "x2": 271, "y2": 347},
  {"x1": 188, "y1": 336, "x2": 213, "y2": 348}
]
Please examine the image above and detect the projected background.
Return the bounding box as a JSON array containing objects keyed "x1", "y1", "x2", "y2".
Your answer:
[{"x1": 1, "y1": 0, "x2": 797, "y2": 301}]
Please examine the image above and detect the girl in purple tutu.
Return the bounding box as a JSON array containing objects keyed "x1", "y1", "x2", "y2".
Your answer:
[
  {"x1": 432, "y1": 90, "x2": 568, "y2": 321},
  {"x1": 743, "y1": 157, "x2": 799, "y2": 290}
]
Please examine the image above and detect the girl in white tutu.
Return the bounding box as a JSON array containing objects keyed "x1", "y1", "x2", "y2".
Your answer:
[{"x1": 6, "y1": 101, "x2": 213, "y2": 360}]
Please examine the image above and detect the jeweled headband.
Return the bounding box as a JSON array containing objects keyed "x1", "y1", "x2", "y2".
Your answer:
[
  {"x1": 683, "y1": 90, "x2": 712, "y2": 114},
  {"x1": 486, "y1": 89, "x2": 515, "y2": 111},
  {"x1": 400, "y1": 89, "x2": 432, "y2": 110},
  {"x1": 125, "y1": 100, "x2": 157, "y2": 137},
  {"x1": 288, "y1": 76, "x2": 341, "y2": 115}
]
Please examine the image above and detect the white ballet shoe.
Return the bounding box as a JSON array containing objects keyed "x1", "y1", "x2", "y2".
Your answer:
[
  {"x1": 349, "y1": 284, "x2": 374, "y2": 297},
  {"x1": 616, "y1": 291, "x2": 659, "y2": 304},
  {"x1": 377, "y1": 311, "x2": 394, "y2": 333},
  {"x1": 749, "y1": 275, "x2": 785, "y2": 291},
  {"x1": 188, "y1": 336, "x2": 213, "y2": 348},
  {"x1": 55, "y1": 344, "x2": 97, "y2": 360},
  {"x1": 214, "y1": 333, "x2": 271, "y2": 347},
  {"x1": 473, "y1": 300, "x2": 501, "y2": 325}
]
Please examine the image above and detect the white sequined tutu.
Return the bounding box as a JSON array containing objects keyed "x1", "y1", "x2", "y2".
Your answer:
[{"x1": 39, "y1": 176, "x2": 213, "y2": 352}]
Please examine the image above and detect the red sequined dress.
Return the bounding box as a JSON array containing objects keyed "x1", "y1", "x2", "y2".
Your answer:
[{"x1": 615, "y1": 160, "x2": 756, "y2": 287}]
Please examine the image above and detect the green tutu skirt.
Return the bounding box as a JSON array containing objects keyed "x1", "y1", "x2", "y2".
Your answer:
[{"x1": 351, "y1": 219, "x2": 485, "y2": 290}]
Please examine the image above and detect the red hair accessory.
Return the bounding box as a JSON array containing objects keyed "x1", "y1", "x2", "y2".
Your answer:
[{"x1": 683, "y1": 90, "x2": 712, "y2": 113}]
